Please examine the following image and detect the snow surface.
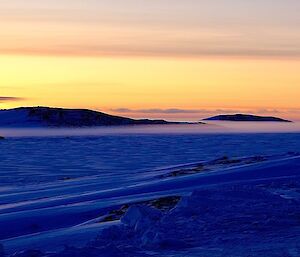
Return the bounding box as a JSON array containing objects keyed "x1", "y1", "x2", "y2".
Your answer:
[{"x1": 0, "y1": 130, "x2": 300, "y2": 256}]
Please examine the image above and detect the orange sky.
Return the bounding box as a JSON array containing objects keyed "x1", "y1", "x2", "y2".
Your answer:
[{"x1": 0, "y1": 0, "x2": 299, "y2": 121}]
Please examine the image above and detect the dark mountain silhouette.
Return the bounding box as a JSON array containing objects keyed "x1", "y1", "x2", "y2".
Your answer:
[
  {"x1": 204, "y1": 114, "x2": 292, "y2": 122},
  {"x1": 0, "y1": 107, "x2": 198, "y2": 127}
]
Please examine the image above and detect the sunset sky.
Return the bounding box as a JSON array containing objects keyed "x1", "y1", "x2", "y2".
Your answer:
[{"x1": 0, "y1": 0, "x2": 299, "y2": 121}]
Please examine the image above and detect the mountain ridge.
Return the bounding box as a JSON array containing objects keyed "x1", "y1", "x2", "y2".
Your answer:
[{"x1": 0, "y1": 106, "x2": 200, "y2": 127}]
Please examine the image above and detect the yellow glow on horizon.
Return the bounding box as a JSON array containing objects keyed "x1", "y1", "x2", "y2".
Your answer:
[{"x1": 1, "y1": 54, "x2": 300, "y2": 120}]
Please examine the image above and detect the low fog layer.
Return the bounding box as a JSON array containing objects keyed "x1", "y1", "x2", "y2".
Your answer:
[{"x1": 0, "y1": 122, "x2": 300, "y2": 138}]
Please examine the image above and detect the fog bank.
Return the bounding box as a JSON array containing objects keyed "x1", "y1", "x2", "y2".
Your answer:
[{"x1": 0, "y1": 122, "x2": 300, "y2": 138}]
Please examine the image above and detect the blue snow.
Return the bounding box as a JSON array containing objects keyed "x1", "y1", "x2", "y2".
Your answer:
[{"x1": 0, "y1": 128, "x2": 300, "y2": 256}]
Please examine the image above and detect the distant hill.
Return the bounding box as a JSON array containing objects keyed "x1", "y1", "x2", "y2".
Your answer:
[
  {"x1": 0, "y1": 107, "x2": 197, "y2": 127},
  {"x1": 204, "y1": 114, "x2": 292, "y2": 122}
]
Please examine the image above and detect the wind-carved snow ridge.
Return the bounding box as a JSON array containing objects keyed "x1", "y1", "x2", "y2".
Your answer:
[
  {"x1": 152, "y1": 152, "x2": 300, "y2": 180},
  {"x1": 82, "y1": 185, "x2": 300, "y2": 257},
  {"x1": 4, "y1": 154, "x2": 300, "y2": 257}
]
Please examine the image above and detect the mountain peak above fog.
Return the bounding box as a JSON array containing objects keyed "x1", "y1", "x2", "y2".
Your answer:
[
  {"x1": 203, "y1": 114, "x2": 292, "y2": 122},
  {"x1": 0, "y1": 106, "x2": 196, "y2": 128}
]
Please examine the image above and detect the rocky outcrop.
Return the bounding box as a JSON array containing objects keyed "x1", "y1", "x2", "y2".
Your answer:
[
  {"x1": 0, "y1": 107, "x2": 193, "y2": 127},
  {"x1": 204, "y1": 114, "x2": 292, "y2": 122}
]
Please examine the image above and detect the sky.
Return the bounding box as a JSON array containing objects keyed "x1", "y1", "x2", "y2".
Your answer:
[{"x1": 0, "y1": 0, "x2": 299, "y2": 121}]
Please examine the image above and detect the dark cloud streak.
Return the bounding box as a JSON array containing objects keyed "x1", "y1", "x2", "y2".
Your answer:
[
  {"x1": 112, "y1": 108, "x2": 203, "y2": 114},
  {"x1": 111, "y1": 107, "x2": 294, "y2": 116},
  {"x1": 0, "y1": 96, "x2": 24, "y2": 102}
]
